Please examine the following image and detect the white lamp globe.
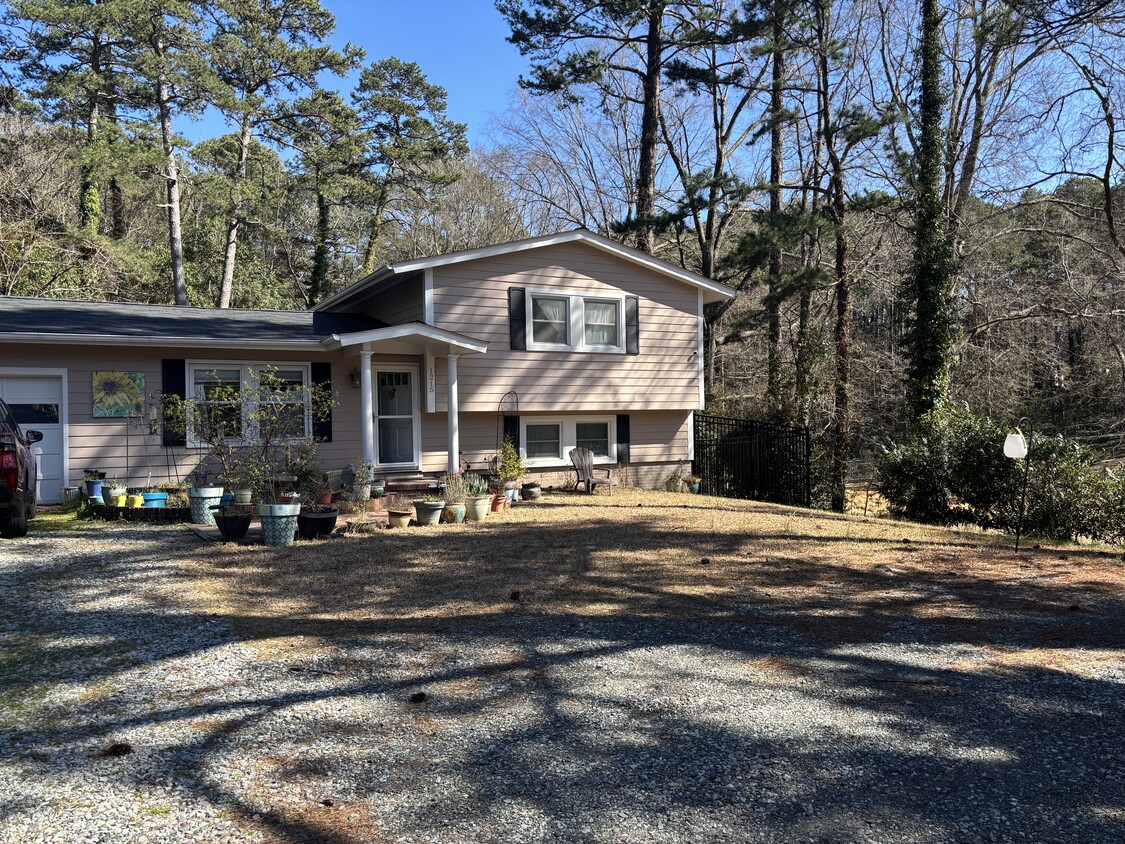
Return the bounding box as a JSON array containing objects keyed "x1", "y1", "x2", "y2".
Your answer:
[{"x1": 1004, "y1": 430, "x2": 1028, "y2": 460}]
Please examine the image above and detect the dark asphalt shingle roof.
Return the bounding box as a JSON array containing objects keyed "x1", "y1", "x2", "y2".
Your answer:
[{"x1": 0, "y1": 297, "x2": 383, "y2": 343}]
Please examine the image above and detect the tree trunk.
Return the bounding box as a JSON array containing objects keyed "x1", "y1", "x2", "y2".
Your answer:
[
  {"x1": 79, "y1": 38, "x2": 102, "y2": 234},
  {"x1": 830, "y1": 174, "x2": 850, "y2": 513},
  {"x1": 817, "y1": 0, "x2": 850, "y2": 514},
  {"x1": 766, "y1": 14, "x2": 785, "y2": 420},
  {"x1": 633, "y1": 4, "x2": 663, "y2": 255},
  {"x1": 794, "y1": 285, "x2": 812, "y2": 427},
  {"x1": 308, "y1": 189, "x2": 331, "y2": 305},
  {"x1": 154, "y1": 36, "x2": 188, "y2": 306},
  {"x1": 359, "y1": 188, "x2": 390, "y2": 276},
  {"x1": 217, "y1": 118, "x2": 253, "y2": 308},
  {"x1": 108, "y1": 177, "x2": 126, "y2": 239},
  {"x1": 905, "y1": 0, "x2": 954, "y2": 432}
]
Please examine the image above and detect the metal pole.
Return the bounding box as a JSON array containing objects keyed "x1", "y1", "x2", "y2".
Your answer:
[{"x1": 1014, "y1": 418, "x2": 1032, "y2": 553}]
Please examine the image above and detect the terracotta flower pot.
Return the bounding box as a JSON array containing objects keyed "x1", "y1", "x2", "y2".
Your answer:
[
  {"x1": 490, "y1": 493, "x2": 505, "y2": 512},
  {"x1": 386, "y1": 509, "x2": 412, "y2": 529}
]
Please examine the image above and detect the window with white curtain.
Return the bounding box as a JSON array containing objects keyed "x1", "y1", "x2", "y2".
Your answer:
[
  {"x1": 526, "y1": 290, "x2": 625, "y2": 352},
  {"x1": 531, "y1": 296, "x2": 569, "y2": 346}
]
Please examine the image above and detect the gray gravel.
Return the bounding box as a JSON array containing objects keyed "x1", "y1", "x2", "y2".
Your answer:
[{"x1": 1, "y1": 521, "x2": 1123, "y2": 844}]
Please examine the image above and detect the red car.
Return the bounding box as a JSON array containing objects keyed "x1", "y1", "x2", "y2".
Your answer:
[{"x1": 0, "y1": 398, "x2": 42, "y2": 537}]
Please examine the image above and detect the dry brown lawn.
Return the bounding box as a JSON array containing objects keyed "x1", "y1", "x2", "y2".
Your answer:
[{"x1": 191, "y1": 488, "x2": 1125, "y2": 679}]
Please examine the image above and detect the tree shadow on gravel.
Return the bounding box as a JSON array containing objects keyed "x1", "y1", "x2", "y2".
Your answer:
[{"x1": 1, "y1": 505, "x2": 1124, "y2": 843}]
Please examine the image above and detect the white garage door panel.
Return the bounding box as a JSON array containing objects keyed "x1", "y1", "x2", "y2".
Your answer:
[{"x1": 0, "y1": 375, "x2": 65, "y2": 505}]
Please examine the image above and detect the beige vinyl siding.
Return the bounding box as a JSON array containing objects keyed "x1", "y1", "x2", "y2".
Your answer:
[
  {"x1": 8, "y1": 345, "x2": 373, "y2": 487},
  {"x1": 365, "y1": 275, "x2": 424, "y2": 325},
  {"x1": 430, "y1": 242, "x2": 700, "y2": 413},
  {"x1": 414, "y1": 409, "x2": 691, "y2": 489}
]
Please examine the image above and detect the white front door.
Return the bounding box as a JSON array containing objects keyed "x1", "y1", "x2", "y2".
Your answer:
[
  {"x1": 0, "y1": 375, "x2": 65, "y2": 504},
  {"x1": 375, "y1": 369, "x2": 420, "y2": 468}
]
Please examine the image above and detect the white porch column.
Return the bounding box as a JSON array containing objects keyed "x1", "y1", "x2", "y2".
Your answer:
[
  {"x1": 359, "y1": 350, "x2": 374, "y2": 465},
  {"x1": 446, "y1": 354, "x2": 459, "y2": 475}
]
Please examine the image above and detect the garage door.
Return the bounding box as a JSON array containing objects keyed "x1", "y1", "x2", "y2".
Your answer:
[{"x1": 0, "y1": 375, "x2": 64, "y2": 504}]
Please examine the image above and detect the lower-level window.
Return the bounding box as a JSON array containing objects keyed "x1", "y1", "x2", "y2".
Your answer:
[
  {"x1": 519, "y1": 417, "x2": 616, "y2": 466},
  {"x1": 187, "y1": 362, "x2": 311, "y2": 446},
  {"x1": 526, "y1": 423, "x2": 562, "y2": 459}
]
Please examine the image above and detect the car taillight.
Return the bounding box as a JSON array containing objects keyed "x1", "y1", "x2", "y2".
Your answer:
[{"x1": 0, "y1": 433, "x2": 16, "y2": 491}]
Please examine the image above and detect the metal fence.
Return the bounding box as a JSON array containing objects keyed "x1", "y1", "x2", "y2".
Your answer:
[{"x1": 692, "y1": 413, "x2": 811, "y2": 507}]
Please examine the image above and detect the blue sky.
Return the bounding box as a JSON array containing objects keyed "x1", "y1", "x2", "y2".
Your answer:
[{"x1": 182, "y1": 0, "x2": 529, "y2": 146}]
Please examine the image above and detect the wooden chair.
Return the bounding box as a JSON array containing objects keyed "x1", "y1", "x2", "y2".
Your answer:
[{"x1": 569, "y1": 447, "x2": 614, "y2": 494}]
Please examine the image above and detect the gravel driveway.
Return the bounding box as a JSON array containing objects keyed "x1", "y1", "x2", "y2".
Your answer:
[{"x1": 1, "y1": 502, "x2": 1124, "y2": 844}]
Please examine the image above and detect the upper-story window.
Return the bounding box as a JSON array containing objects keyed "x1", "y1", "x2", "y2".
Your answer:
[{"x1": 526, "y1": 290, "x2": 625, "y2": 353}]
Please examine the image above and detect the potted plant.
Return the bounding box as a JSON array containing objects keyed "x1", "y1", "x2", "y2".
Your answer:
[
  {"x1": 350, "y1": 459, "x2": 375, "y2": 503},
  {"x1": 665, "y1": 462, "x2": 687, "y2": 493},
  {"x1": 385, "y1": 494, "x2": 413, "y2": 528},
  {"x1": 464, "y1": 473, "x2": 491, "y2": 521},
  {"x1": 497, "y1": 437, "x2": 526, "y2": 503},
  {"x1": 413, "y1": 493, "x2": 445, "y2": 526},
  {"x1": 687, "y1": 474, "x2": 702, "y2": 494},
  {"x1": 521, "y1": 480, "x2": 542, "y2": 500},
  {"x1": 293, "y1": 444, "x2": 338, "y2": 540},
  {"x1": 159, "y1": 366, "x2": 334, "y2": 537},
  {"x1": 84, "y1": 471, "x2": 105, "y2": 503},
  {"x1": 141, "y1": 488, "x2": 169, "y2": 508},
  {"x1": 489, "y1": 483, "x2": 506, "y2": 512},
  {"x1": 440, "y1": 474, "x2": 466, "y2": 523},
  {"x1": 105, "y1": 477, "x2": 127, "y2": 506},
  {"x1": 210, "y1": 502, "x2": 253, "y2": 542},
  {"x1": 187, "y1": 478, "x2": 225, "y2": 525}
]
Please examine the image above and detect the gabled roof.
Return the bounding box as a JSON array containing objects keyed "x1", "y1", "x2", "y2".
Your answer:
[
  {"x1": 315, "y1": 229, "x2": 738, "y2": 312},
  {"x1": 0, "y1": 296, "x2": 381, "y2": 348}
]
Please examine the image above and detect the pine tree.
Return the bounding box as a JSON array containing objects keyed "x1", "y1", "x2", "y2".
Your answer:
[
  {"x1": 7, "y1": 0, "x2": 128, "y2": 233},
  {"x1": 122, "y1": 0, "x2": 215, "y2": 305},
  {"x1": 352, "y1": 57, "x2": 467, "y2": 275},
  {"x1": 205, "y1": 0, "x2": 359, "y2": 307},
  {"x1": 496, "y1": 0, "x2": 675, "y2": 254}
]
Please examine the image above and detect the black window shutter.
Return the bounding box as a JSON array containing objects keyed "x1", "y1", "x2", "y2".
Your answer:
[
  {"x1": 311, "y1": 362, "x2": 332, "y2": 442},
  {"x1": 503, "y1": 415, "x2": 520, "y2": 449},
  {"x1": 161, "y1": 359, "x2": 187, "y2": 447},
  {"x1": 616, "y1": 414, "x2": 631, "y2": 464},
  {"x1": 509, "y1": 287, "x2": 527, "y2": 350},
  {"x1": 625, "y1": 296, "x2": 639, "y2": 355}
]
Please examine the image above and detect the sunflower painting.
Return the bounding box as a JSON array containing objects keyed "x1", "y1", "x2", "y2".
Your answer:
[{"x1": 92, "y1": 371, "x2": 145, "y2": 417}]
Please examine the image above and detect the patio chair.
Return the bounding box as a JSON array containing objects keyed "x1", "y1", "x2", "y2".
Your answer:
[{"x1": 569, "y1": 447, "x2": 614, "y2": 495}]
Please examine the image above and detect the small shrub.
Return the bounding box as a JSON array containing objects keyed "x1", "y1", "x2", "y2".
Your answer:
[{"x1": 877, "y1": 407, "x2": 1123, "y2": 544}]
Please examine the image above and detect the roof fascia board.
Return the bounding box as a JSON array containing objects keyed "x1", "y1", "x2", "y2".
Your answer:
[{"x1": 1, "y1": 332, "x2": 325, "y2": 350}]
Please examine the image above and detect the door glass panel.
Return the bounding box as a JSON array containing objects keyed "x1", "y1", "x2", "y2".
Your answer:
[
  {"x1": 378, "y1": 372, "x2": 412, "y2": 416},
  {"x1": 10, "y1": 404, "x2": 60, "y2": 425},
  {"x1": 378, "y1": 418, "x2": 414, "y2": 464}
]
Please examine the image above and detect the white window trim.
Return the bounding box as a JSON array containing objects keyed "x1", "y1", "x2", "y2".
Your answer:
[
  {"x1": 519, "y1": 416, "x2": 616, "y2": 468},
  {"x1": 525, "y1": 288, "x2": 626, "y2": 353},
  {"x1": 185, "y1": 361, "x2": 312, "y2": 449},
  {"x1": 374, "y1": 365, "x2": 421, "y2": 469}
]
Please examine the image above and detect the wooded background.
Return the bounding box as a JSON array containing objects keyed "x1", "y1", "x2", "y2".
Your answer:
[{"x1": 3, "y1": 0, "x2": 1125, "y2": 509}]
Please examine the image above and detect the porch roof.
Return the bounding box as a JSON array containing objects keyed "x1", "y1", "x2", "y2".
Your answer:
[{"x1": 325, "y1": 322, "x2": 487, "y2": 356}]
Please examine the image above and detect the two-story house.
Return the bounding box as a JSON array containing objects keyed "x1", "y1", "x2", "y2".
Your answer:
[{"x1": 0, "y1": 230, "x2": 734, "y2": 502}]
